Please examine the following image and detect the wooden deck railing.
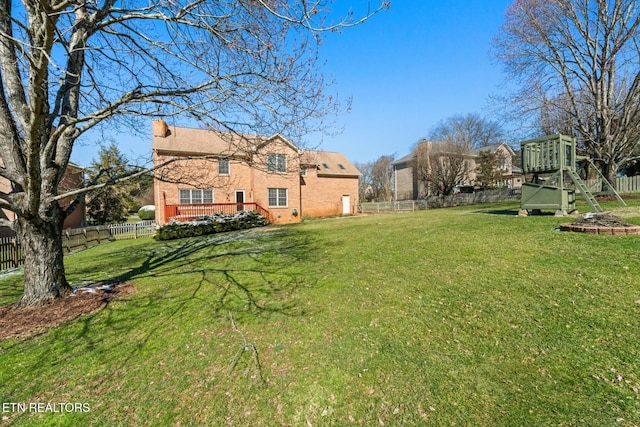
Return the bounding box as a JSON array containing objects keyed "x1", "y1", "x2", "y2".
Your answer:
[{"x1": 164, "y1": 203, "x2": 269, "y2": 222}]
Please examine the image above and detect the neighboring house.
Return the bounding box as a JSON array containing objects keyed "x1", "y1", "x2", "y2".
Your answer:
[
  {"x1": 469, "y1": 143, "x2": 521, "y2": 189},
  {"x1": 0, "y1": 163, "x2": 86, "y2": 237},
  {"x1": 393, "y1": 151, "x2": 422, "y2": 201},
  {"x1": 392, "y1": 141, "x2": 522, "y2": 201},
  {"x1": 152, "y1": 120, "x2": 360, "y2": 224}
]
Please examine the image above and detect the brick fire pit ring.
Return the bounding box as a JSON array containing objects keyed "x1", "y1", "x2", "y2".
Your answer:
[
  {"x1": 559, "y1": 212, "x2": 640, "y2": 235},
  {"x1": 559, "y1": 223, "x2": 640, "y2": 235}
]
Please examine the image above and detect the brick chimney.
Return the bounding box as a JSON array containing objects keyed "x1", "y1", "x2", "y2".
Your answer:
[{"x1": 152, "y1": 120, "x2": 169, "y2": 137}]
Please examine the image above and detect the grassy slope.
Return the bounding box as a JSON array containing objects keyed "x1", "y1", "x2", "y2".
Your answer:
[{"x1": 1, "y1": 199, "x2": 639, "y2": 426}]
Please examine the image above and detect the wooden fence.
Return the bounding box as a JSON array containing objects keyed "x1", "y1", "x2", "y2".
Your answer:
[
  {"x1": 108, "y1": 221, "x2": 157, "y2": 241},
  {"x1": 0, "y1": 221, "x2": 155, "y2": 272},
  {"x1": 583, "y1": 176, "x2": 640, "y2": 194},
  {"x1": 360, "y1": 201, "x2": 418, "y2": 213},
  {"x1": 616, "y1": 175, "x2": 640, "y2": 193},
  {"x1": 361, "y1": 189, "x2": 521, "y2": 213},
  {"x1": 0, "y1": 238, "x2": 21, "y2": 271}
]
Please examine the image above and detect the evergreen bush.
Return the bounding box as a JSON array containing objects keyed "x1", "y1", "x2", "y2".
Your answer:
[
  {"x1": 154, "y1": 211, "x2": 268, "y2": 240},
  {"x1": 138, "y1": 205, "x2": 156, "y2": 221}
]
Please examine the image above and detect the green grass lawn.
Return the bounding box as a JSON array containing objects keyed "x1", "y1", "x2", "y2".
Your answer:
[{"x1": 1, "y1": 199, "x2": 640, "y2": 426}]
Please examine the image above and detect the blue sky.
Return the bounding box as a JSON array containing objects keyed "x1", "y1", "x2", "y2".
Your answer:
[{"x1": 71, "y1": 0, "x2": 514, "y2": 167}]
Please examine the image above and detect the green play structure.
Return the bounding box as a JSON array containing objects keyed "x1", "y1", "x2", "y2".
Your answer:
[{"x1": 519, "y1": 134, "x2": 625, "y2": 216}]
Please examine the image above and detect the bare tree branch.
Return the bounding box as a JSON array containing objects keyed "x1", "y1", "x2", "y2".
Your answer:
[
  {"x1": 494, "y1": 0, "x2": 640, "y2": 182},
  {"x1": 0, "y1": 0, "x2": 387, "y2": 305},
  {"x1": 413, "y1": 140, "x2": 472, "y2": 197}
]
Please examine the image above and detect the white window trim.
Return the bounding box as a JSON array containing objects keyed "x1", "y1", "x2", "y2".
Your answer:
[
  {"x1": 268, "y1": 188, "x2": 288, "y2": 207},
  {"x1": 267, "y1": 153, "x2": 287, "y2": 173},
  {"x1": 179, "y1": 188, "x2": 214, "y2": 204}
]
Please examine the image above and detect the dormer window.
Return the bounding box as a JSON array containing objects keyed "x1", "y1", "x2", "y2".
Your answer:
[
  {"x1": 322, "y1": 163, "x2": 329, "y2": 169},
  {"x1": 338, "y1": 164, "x2": 346, "y2": 170},
  {"x1": 267, "y1": 153, "x2": 287, "y2": 173}
]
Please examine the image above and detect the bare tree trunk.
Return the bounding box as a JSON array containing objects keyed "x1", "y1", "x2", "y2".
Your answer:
[
  {"x1": 604, "y1": 161, "x2": 619, "y2": 189},
  {"x1": 15, "y1": 211, "x2": 71, "y2": 307},
  {"x1": 0, "y1": 0, "x2": 387, "y2": 306}
]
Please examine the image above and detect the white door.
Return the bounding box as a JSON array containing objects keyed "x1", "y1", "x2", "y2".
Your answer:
[{"x1": 341, "y1": 195, "x2": 350, "y2": 215}]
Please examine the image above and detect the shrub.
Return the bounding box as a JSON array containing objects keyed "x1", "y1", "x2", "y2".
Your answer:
[
  {"x1": 154, "y1": 211, "x2": 268, "y2": 240},
  {"x1": 138, "y1": 205, "x2": 156, "y2": 221}
]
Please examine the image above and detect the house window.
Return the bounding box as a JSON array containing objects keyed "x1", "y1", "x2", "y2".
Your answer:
[
  {"x1": 267, "y1": 154, "x2": 287, "y2": 173},
  {"x1": 501, "y1": 158, "x2": 508, "y2": 170},
  {"x1": 179, "y1": 189, "x2": 213, "y2": 204},
  {"x1": 268, "y1": 188, "x2": 287, "y2": 207},
  {"x1": 218, "y1": 158, "x2": 230, "y2": 175},
  {"x1": 300, "y1": 167, "x2": 307, "y2": 177}
]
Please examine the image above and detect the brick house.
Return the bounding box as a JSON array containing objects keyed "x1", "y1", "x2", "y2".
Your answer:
[
  {"x1": 393, "y1": 141, "x2": 521, "y2": 200},
  {"x1": 0, "y1": 163, "x2": 86, "y2": 237},
  {"x1": 152, "y1": 120, "x2": 360, "y2": 224}
]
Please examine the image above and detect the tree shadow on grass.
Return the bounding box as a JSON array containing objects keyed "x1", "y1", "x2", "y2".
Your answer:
[
  {"x1": 11, "y1": 226, "x2": 323, "y2": 374},
  {"x1": 0, "y1": 226, "x2": 329, "y2": 419}
]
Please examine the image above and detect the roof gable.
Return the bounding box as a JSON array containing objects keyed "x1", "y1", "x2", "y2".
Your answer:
[
  {"x1": 471, "y1": 142, "x2": 515, "y2": 157},
  {"x1": 152, "y1": 121, "x2": 358, "y2": 177},
  {"x1": 392, "y1": 152, "x2": 415, "y2": 166},
  {"x1": 152, "y1": 121, "x2": 299, "y2": 157},
  {"x1": 257, "y1": 134, "x2": 300, "y2": 154}
]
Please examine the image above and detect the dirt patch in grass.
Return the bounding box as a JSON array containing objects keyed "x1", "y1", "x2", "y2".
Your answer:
[
  {"x1": 0, "y1": 282, "x2": 134, "y2": 341},
  {"x1": 570, "y1": 212, "x2": 634, "y2": 227}
]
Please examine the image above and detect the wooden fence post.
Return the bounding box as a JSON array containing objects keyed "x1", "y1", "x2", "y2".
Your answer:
[{"x1": 11, "y1": 238, "x2": 18, "y2": 268}]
